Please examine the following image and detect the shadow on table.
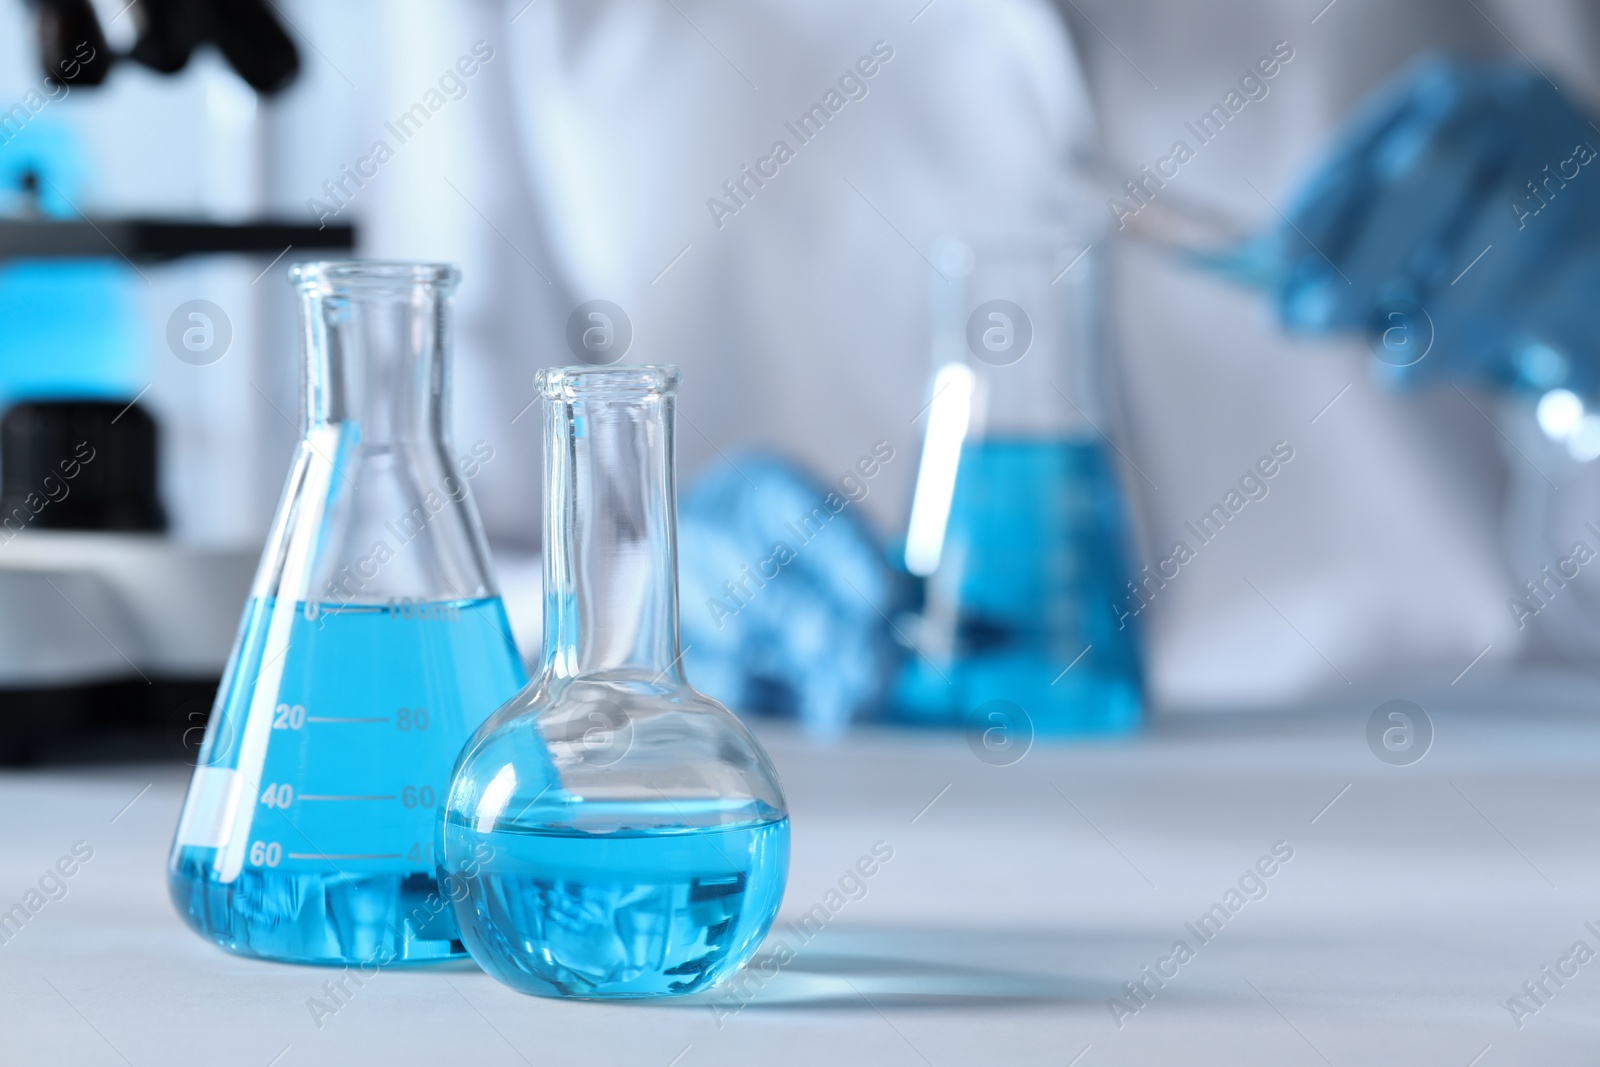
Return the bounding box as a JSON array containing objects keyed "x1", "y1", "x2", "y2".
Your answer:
[{"x1": 680, "y1": 924, "x2": 1136, "y2": 1012}]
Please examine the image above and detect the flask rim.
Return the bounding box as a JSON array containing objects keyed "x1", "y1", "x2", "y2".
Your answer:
[
  {"x1": 538, "y1": 364, "x2": 680, "y2": 400},
  {"x1": 288, "y1": 260, "x2": 461, "y2": 293}
]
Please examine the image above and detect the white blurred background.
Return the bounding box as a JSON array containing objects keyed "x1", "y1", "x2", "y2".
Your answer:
[{"x1": 5, "y1": 0, "x2": 1600, "y2": 710}]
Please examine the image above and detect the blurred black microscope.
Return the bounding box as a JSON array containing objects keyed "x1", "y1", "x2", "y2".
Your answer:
[
  {"x1": 1, "y1": 0, "x2": 352, "y2": 763},
  {"x1": 28, "y1": 0, "x2": 300, "y2": 93}
]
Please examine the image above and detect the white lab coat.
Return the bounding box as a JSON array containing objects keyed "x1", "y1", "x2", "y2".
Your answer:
[{"x1": 274, "y1": 0, "x2": 1600, "y2": 710}]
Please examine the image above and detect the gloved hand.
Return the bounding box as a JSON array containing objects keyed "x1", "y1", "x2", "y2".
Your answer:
[
  {"x1": 1217, "y1": 54, "x2": 1600, "y2": 398},
  {"x1": 677, "y1": 453, "x2": 897, "y2": 735}
]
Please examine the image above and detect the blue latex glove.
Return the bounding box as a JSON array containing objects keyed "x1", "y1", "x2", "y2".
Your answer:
[
  {"x1": 1213, "y1": 54, "x2": 1600, "y2": 397},
  {"x1": 677, "y1": 453, "x2": 897, "y2": 735}
]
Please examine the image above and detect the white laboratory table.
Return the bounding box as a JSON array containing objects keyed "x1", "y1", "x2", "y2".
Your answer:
[{"x1": 3, "y1": 673, "x2": 1600, "y2": 1066}]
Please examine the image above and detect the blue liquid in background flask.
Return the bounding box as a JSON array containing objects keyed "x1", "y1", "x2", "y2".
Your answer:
[
  {"x1": 169, "y1": 262, "x2": 526, "y2": 965},
  {"x1": 443, "y1": 365, "x2": 789, "y2": 999},
  {"x1": 895, "y1": 237, "x2": 1143, "y2": 736}
]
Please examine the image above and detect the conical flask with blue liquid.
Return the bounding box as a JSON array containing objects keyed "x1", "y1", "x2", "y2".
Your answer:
[
  {"x1": 895, "y1": 236, "x2": 1143, "y2": 736},
  {"x1": 442, "y1": 365, "x2": 789, "y2": 998},
  {"x1": 169, "y1": 262, "x2": 527, "y2": 965}
]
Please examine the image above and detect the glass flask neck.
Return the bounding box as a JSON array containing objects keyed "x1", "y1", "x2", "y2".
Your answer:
[
  {"x1": 927, "y1": 235, "x2": 1107, "y2": 436},
  {"x1": 274, "y1": 261, "x2": 497, "y2": 608},
  {"x1": 292, "y1": 261, "x2": 461, "y2": 441},
  {"x1": 540, "y1": 366, "x2": 684, "y2": 681}
]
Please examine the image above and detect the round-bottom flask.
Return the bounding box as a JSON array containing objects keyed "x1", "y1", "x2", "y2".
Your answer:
[{"x1": 442, "y1": 366, "x2": 789, "y2": 998}]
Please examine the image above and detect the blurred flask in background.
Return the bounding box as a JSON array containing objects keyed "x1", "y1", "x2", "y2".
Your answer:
[{"x1": 892, "y1": 235, "x2": 1142, "y2": 736}]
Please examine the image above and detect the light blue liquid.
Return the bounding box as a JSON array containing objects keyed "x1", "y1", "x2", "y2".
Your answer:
[
  {"x1": 446, "y1": 805, "x2": 789, "y2": 998},
  {"x1": 894, "y1": 438, "x2": 1143, "y2": 734},
  {"x1": 169, "y1": 597, "x2": 526, "y2": 965}
]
